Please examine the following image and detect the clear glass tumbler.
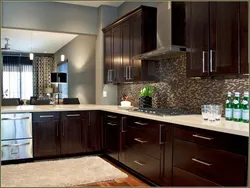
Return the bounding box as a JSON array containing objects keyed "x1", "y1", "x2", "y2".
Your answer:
[
  {"x1": 214, "y1": 104, "x2": 222, "y2": 121},
  {"x1": 207, "y1": 105, "x2": 217, "y2": 122},
  {"x1": 201, "y1": 105, "x2": 209, "y2": 120}
]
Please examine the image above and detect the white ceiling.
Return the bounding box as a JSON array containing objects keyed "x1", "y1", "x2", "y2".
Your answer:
[
  {"x1": 1, "y1": 28, "x2": 78, "y2": 54},
  {"x1": 57, "y1": 1, "x2": 124, "y2": 7}
]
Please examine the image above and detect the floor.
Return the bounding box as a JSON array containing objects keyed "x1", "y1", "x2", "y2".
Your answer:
[{"x1": 75, "y1": 157, "x2": 148, "y2": 187}]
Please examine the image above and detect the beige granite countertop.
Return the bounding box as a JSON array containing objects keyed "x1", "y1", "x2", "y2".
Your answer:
[{"x1": 1, "y1": 104, "x2": 249, "y2": 137}]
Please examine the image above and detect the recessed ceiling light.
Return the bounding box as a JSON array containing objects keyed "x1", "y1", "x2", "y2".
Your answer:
[{"x1": 34, "y1": 32, "x2": 36, "y2": 35}]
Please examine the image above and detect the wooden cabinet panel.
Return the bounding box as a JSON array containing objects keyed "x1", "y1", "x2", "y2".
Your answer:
[
  {"x1": 186, "y1": 2, "x2": 209, "y2": 77},
  {"x1": 85, "y1": 111, "x2": 101, "y2": 152},
  {"x1": 33, "y1": 121, "x2": 60, "y2": 157},
  {"x1": 60, "y1": 112, "x2": 85, "y2": 155},
  {"x1": 173, "y1": 167, "x2": 220, "y2": 186},
  {"x1": 104, "y1": 30, "x2": 113, "y2": 84},
  {"x1": 174, "y1": 139, "x2": 246, "y2": 186},
  {"x1": 240, "y1": 2, "x2": 249, "y2": 74},
  {"x1": 209, "y1": 2, "x2": 239, "y2": 76}
]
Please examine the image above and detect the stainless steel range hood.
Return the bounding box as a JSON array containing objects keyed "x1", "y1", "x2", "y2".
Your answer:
[{"x1": 133, "y1": 2, "x2": 186, "y2": 61}]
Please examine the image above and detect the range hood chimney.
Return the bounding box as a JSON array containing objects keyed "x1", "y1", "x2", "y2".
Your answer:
[{"x1": 133, "y1": 2, "x2": 186, "y2": 61}]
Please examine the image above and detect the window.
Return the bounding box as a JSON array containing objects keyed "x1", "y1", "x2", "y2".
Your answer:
[
  {"x1": 2, "y1": 56, "x2": 33, "y2": 100},
  {"x1": 58, "y1": 62, "x2": 68, "y2": 99}
]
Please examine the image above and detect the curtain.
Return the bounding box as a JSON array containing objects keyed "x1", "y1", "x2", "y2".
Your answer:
[{"x1": 2, "y1": 56, "x2": 33, "y2": 99}]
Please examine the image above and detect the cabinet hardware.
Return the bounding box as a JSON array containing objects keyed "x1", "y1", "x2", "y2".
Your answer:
[
  {"x1": 1, "y1": 117, "x2": 30, "y2": 120},
  {"x1": 134, "y1": 138, "x2": 148, "y2": 143},
  {"x1": 2, "y1": 142, "x2": 30, "y2": 147},
  {"x1": 134, "y1": 122, "x2": 148, "y2": 126},
  {"x1": 128, "y1": 66, "x2": 132, "y2": 79},
  {"x1": 62, "y1": 121, "x2": 65, "y2": 136},
  {"x1": 192, "y1": 158, "x2": 212, "y2": 166},
  {"x1": 125, "y1": 66, "x2": 128, "y2": 80},
  {"x1": 192, "y1": 134, "x2": 214, "y2": 140},
  {"x1": 107, "y1": 115, "x2": 117, "y2": 119},
  {"x1": 40, "y1": 115, "x2": 54, "y2": 118},
  {"x1": 107, "y1": 70, "x2": 110, "y2": 82},
  {"x1": 210, "y1": 50, "x2": 216, "y2": 72},
  {"x1": 202, "y1": 51, "x2": 208, "y2": 73},
  {"x1": 159, "y1": 124, "x2": 166, "y2": 144},
  {"x1": 107, "y1": 122, "x2": 117, "y2": 126},
  {"x1": 67, "y1": 114, "x2": 80, "y2": 117},
  {"x1": 134, "y1": 160, "x2": 145, "y2": 166}
]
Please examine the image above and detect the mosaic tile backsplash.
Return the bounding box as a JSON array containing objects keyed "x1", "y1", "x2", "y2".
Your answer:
[{"x1": 118, "y1": 56, "x2": 249, "y2": 114}]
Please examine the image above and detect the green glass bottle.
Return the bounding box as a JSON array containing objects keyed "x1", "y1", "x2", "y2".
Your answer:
[
  {"x1": 225, "y1": 92, "x2": 233, "y2": 121},
  {"x1": 241, "y1": 91, "x2": 249, "y2": 123},
  {"x1": 233, "y1": 92, "x2": 241, "y2": 122}
]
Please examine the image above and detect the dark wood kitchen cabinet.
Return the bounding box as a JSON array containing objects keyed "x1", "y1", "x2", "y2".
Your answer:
[
  {"x1": 85, "y1": 111, "x2": 101, "y2": 152},
  {"x1": 186, "y1": 2, "x2": 209, "y2": 77},
  {"x1": 186, "y1": 2, "x2": 249, "y2": 77},
  {"x1": 103, "y1": 6, "x2": 157, "y2": 84},
  {"x1": 173, "y1": 125, "x2": 248, "y2": 186},
  {"x1": 32, "y1": 112, "x2": 60, "y2": 157},
  {"x1": 60, "y1": 111, "x2": 86, "y2": 155}
]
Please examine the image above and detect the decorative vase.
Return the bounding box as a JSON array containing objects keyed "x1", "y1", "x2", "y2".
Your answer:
[{"x1": 139, "y1": 96, "x2": 152, "y2": 108}]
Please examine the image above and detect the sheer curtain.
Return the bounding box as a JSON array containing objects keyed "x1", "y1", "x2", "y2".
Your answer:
[{"x1": 2, "y1": 56, "x2": 33, "y2": 99}]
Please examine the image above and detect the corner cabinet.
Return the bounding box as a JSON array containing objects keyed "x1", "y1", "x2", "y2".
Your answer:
[
  {"x1": 186, "y1": 2, "x2": 249, "y2": 77},
  {"x1": 102, "y1": 6, "x2": 158, "y2": 84}
]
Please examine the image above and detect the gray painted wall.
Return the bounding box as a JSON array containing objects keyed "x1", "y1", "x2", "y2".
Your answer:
[
  {"x1": 95, "y1": 5, "x2": 118, "y2": 105},
  {"x1": 54, "y1": 35, "x2": 96, "y2": 104},
  {"x1": 118, "y1": 2, "x2": 160, "y2": 17},
  {"x1": 2, "y1": 2, "x2": 98, "y2": 35}
]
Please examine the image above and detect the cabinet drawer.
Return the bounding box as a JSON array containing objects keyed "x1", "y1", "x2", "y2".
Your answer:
[
  {"x1": 105, "y1": 113, "x2": 120, "y2": 123},
  {"x1": 124, "y1": 148, "x2": 161, "y2": 185},
  {"x1": 32, "y1": 112, "x2": 60, "y2": 122},
  {"x1": 61, "y1": 111, "x2": 86, "y2": 120},
  {"x1": 173, "y1": 139, "x2": 246, "y2": 186},
  {"x1": 173, "y1": 167, "x2": 220, "y2": 186},
  {"x1": 128, "y1": 117, "x2": 160, "y2": 133},
  {"x1": 127, "y1": 126, "x2": 160, "y2": 159},
  {"x1": 174, "y1": 125, "x2": 248, "y2": 155}
]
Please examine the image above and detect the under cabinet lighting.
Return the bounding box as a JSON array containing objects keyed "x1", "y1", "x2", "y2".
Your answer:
[
  {"x1": 61, "y1": 54, "x2": 65, "y2": 61},
  {"x1": 29, "y1": 53, "x2": 34, "y2": 60}
]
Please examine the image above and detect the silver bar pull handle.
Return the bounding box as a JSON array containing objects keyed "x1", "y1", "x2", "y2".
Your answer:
[
  {"x1": 67, "y1": 114, "x2": 80, "y2": 117},
  {"x1": 192, "y1": 134, "x2": 214, "y2": 140},
  {"x1": 107, "y1": 122, "x2": 117, "y2": 126},
  {"x1": 192, "y1": 158, "x2": 212, "y2": 166},
  {"x1": 1, "y1": 117, "x2": 30, "y2": 120},
  {"x1": 40, "y1": 115, "x2": 54, "y2": 118},
  {"x1": 107, "y1": 115, "x2": 117, "y2": 119},
  {"x1": 134, "y1": 138, "x2": 148, "y2": 143},
  {"x1": 2, "y1": 142, "x2": 30, "y2": 147},
  {"x1": 202, "y1": 51, "x2": 208, "y2": 73},
  {"x1": 107, "y1": 70, "x2": 110, "y2": 82},
  {"x1": 134, "y1": 122, "x2": 148, "y2": 126},
  {"x1": 210, "y1": 50, "x2": 216, "y2": 72},
  {"x1": 129, "y1": 66, "x2": 132, "y2": 79},
  {"x1": 125, "y1": 66, "x2": 128, "y2": 80},
  {"x1": 134, "y1": 160, "x2": 145, "y2": 166}
]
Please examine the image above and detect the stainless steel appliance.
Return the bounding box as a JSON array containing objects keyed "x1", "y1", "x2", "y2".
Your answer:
[
  {"x1": 133, "y1": 108, "x2": 193, "y2": 116},
  {"x1": 1, "y1": 113, "x2": 33, "y2": 161}
]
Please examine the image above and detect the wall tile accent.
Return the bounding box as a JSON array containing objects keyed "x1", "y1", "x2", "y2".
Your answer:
[
  {"x1": 118, "y1": 56, "x2": 249, "y2": 114},
  {"x1": 33, "y1": 56, "x2": 54, "y2": 97}
]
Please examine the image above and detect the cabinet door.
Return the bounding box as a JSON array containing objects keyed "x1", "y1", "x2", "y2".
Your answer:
[
  {"x1": 104, "y1": 30, "x2": 113, "y2": 84},
  {"x1": 112, "y1": 25, "x2": 122, "y2": 83},
  {"x1": 186, "y1": 2, "x2": 209, "y2": 77},
  {"x1": 130, "y1": 12, "x2": 142, "y2": 81},
  {"x1": 33, "y1": 121, "x2": 60, "y2": 157},
  {"x1": 210, "y1": 2, "x2": 239, "y2": 76},
  {"x1": 105, "y1": 120, "x2": 120, "y2": 160},
  {"x1": 240, "y1": 2, "x2": 248, "y2": 74},
  {"x1": 60, "y1": 115, "x2": 85, "y2": 155},
  {"x1": 121, "y1": 20, "x2": 131, "y2": 82},
  {"x1": 86, "y1": 111, "x2": 101, "y2": 152}
]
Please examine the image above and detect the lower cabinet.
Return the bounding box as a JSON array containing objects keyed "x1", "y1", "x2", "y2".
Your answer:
[{"x1": 32, "y1": 111, "x2": 100, "y2": 158}]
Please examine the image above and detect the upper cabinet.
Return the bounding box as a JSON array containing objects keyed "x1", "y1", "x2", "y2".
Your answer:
[
  {"x1": 186, "y1": 2, "x2": 249, "y2": 77},
  {"x1": 102, "y1": 6, "x2": 157, "y2": 84}
]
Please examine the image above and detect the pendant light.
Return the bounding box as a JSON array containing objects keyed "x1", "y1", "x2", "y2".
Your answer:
[
  {"x1": 29, "y1": 31, "x2": 34, "y2": 60},
  {"x1": 60, "y1": 34, "x2": 65, "y2": 61}
]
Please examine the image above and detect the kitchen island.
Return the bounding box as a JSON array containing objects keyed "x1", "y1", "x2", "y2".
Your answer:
[{"x1": 1, "y1": 104, "x2": 249, "y2": 186}]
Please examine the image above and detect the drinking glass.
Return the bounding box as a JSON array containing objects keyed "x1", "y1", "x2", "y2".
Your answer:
[
  {"x1": 201, "y1": 105, "x2": 209, "y2": 120},
  {"x1": 214, "y1": 104, "x2": 222, "y2": 121},
  {"x1": 207, "y1": 105, "x2": 216, "y2": 122}
]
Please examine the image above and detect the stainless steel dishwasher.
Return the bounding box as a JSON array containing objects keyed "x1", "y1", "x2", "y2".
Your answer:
[{"x1": 1, "y1": 113, "x2": 33, "y2": 161}]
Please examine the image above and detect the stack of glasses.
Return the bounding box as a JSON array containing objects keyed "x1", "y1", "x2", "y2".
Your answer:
[{"x1": 201, "y1": 104, "x2": 222, "y2": 122}]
